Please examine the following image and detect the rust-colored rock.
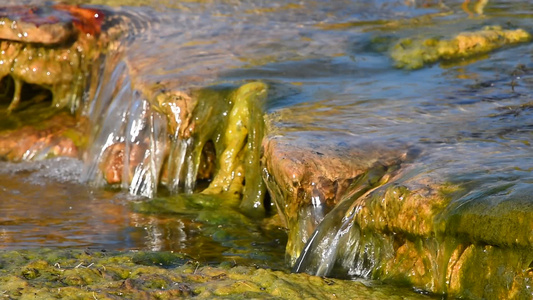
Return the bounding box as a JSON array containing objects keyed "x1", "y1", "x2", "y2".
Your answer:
[
  {"x1": 99, "y1": 142, "x2": 148, "y2": 185},
  {"x1": 261, "y1": 131, "x2": 411, "y2": 261},
  {"x1": 0, "y1": 5, "x2": 105, "y2": 45},
  {"x1": 0, "y1": 6, "x2": 74, "y2": 45},
  {"x1": 0, "y1": 112, "x2": 85, "y2": 161}
]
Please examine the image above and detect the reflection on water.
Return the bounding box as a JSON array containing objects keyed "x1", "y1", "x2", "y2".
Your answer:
[
  {"x1": 0, "y1": 158, "x2": 287, "y2": 268},
  {"x1": 0, "y1": 158, "x2": 130, "y2": 249}
]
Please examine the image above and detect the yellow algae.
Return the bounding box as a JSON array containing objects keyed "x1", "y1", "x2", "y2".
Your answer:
[
  {"x1": 0, "y1": 36, "x2": 105, "y2": 113},
  {"x1": 200, "y1": 82, "x2": 267, "y2": 212},
  {"x1": 0, "y1": 249, "x2": 429, "y2": 299},
  {"x1": 391, "y1": 26, "x2": 531, "y2": 69}
]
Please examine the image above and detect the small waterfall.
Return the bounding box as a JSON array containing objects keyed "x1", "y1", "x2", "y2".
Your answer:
[
  {"x1": 59, "y1": 5, "x2": 270, "y2": 204},
  {"x1": 79, "y1": 47, "x2": 267, "y2": 203},
  {"x1": 165, "y1": 136, "x2": 201, "y2": 194},
  {"x1": 292, "y1": 167, "x2": 398, "y2": 278},
  {"x1": 81, "y1": 54, "x2": 168, "y2": 198},
  {"x1": 292, "y1": 191, "x2": 394, "y2": 278},
  {"x1": 293, "y1": 191, "x2": 359, "y2": 275}
]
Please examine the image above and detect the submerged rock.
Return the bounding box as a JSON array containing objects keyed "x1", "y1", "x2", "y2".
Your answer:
[
  {"x1": 0, "y1": 111, "x2": 85, "y2": 161},
  {"x1": 391, "y1": 26, "x2": 531, "y2": 69}
]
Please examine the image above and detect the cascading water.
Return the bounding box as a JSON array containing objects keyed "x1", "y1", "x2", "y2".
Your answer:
[
  {"x1": 80, "y1": 55, "x2": 169, "y2": 198},
  {"x1": 78, "y1": 33, "x2": 268, "y2": 201},
  {"x1": 291, "y1": 164, "x2": 399, "y2": 277},
  {"x1": 2, "y1": 1, "x2": 533, "y2": 298},
  {"x1": 293, "y1": 191, "x2": 394, "y2": 279}
]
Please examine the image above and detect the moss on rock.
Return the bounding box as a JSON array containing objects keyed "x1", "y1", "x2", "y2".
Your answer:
[
  {"x1": 391, "y1": 26, "x2": 531, "y2": 69},
  {"x1": 0, "y1": 249, "x2": 429, "y2": 299},
  {"x1": 291, "y1": 172, "x2": 533, "y2": 299}
]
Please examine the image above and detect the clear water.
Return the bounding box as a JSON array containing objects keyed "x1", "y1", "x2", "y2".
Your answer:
[{"x1": 0, "y1": 158, "x2": 288, "y2": 269}]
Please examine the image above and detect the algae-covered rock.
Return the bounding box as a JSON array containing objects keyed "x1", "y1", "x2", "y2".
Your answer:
[
  {"x1": 292, "y1": 168, "x2": 533, "y2": 299},
  {"x1": 0, "y1": 4, "x2": 112, "y2": 113},
  {"x1": 391, "y1": 26, "x2": 531, "y2": 69},
  {"x1": 0, "y1": 4, "x2": 268, "y2": 210},
  {"x1": 0, "y1": 249, "x2": 429, "y2": 299},
  {"x1": 93, "y1": 81, "x2": 268, "y2": 209}
]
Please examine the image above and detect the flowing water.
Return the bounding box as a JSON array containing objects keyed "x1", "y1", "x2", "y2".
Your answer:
[{"x1": 1, "y1": 0, "x2": 532, "y2": 298}]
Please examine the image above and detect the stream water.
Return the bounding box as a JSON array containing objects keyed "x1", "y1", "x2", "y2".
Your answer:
[{"x1": 1, "y1": 0, "x2": 532, "y2": 298}]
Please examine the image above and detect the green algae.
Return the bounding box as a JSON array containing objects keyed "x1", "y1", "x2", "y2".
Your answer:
[
  {"x1": 0, "y1": 36, "x2": 102, "y2": 113},
  {"x1": 293, "y1": 176, "x2": 533, "y2": 298},
  {"x1": 0, "y1": 102, "x2": 64, "y2": 131},
  {"x1": 130, "y1": 192, "x2": 288, "y2": 269},
  {"x1": 199, "y1": 82, "x2": 267, "y2": 213},
  {"x1": 438, "y1": 183, "x2": 533, "y2": 249},
  {"x1": 391, "y1": 26, "x2": 531, "y2": 69},
  {"x1": 0, "y1": 249, "x2": 430, "y2": 300},
  {"x1": 158, "y1": 82, "x2": 267, "y2": 213}
]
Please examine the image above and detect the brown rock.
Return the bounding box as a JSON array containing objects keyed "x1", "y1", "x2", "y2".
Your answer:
[
  {"x1": 0, "y1": 4, "x2": 106, "y2": 45},
  {"x1": 0, "y1": 6, "x2": 75, "y2": 45},
  {"x1": 99, "y1": 142, "x2": 148, "y2": 185},
  {"x1": 261, "y1": 131, "x2": 411, "y2": 261},
  {"x1": 0, "y1": 112, "x2": 84, "y2": 161}
]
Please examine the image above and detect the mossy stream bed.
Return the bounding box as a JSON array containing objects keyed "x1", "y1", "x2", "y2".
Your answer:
[{"x1": 0, "y1": 249, "x2": 431, "y2": 299}]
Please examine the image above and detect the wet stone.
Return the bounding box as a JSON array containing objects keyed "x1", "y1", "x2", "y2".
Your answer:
[
  {"x1": 0, "y1": 4, "x2": 112, "y2": 113},
  {"x1": 0, "y1": 6, "x2": 75, "y2": 45},
  {"x1": 290, "y1": 152, "x2": 533, "y2": 299},
  {"x1": 0, "y1": 112, "x2": 86, "y2": 161},
  {"x1": 261, "y1": 130, "x2": 411, "y2": 263},
  {"x1": 391, "y1": 26, "x2": 532, "y2": 69},
  {"x1": 0, "y1": 4, "x2": 106, "y2": 44}
]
